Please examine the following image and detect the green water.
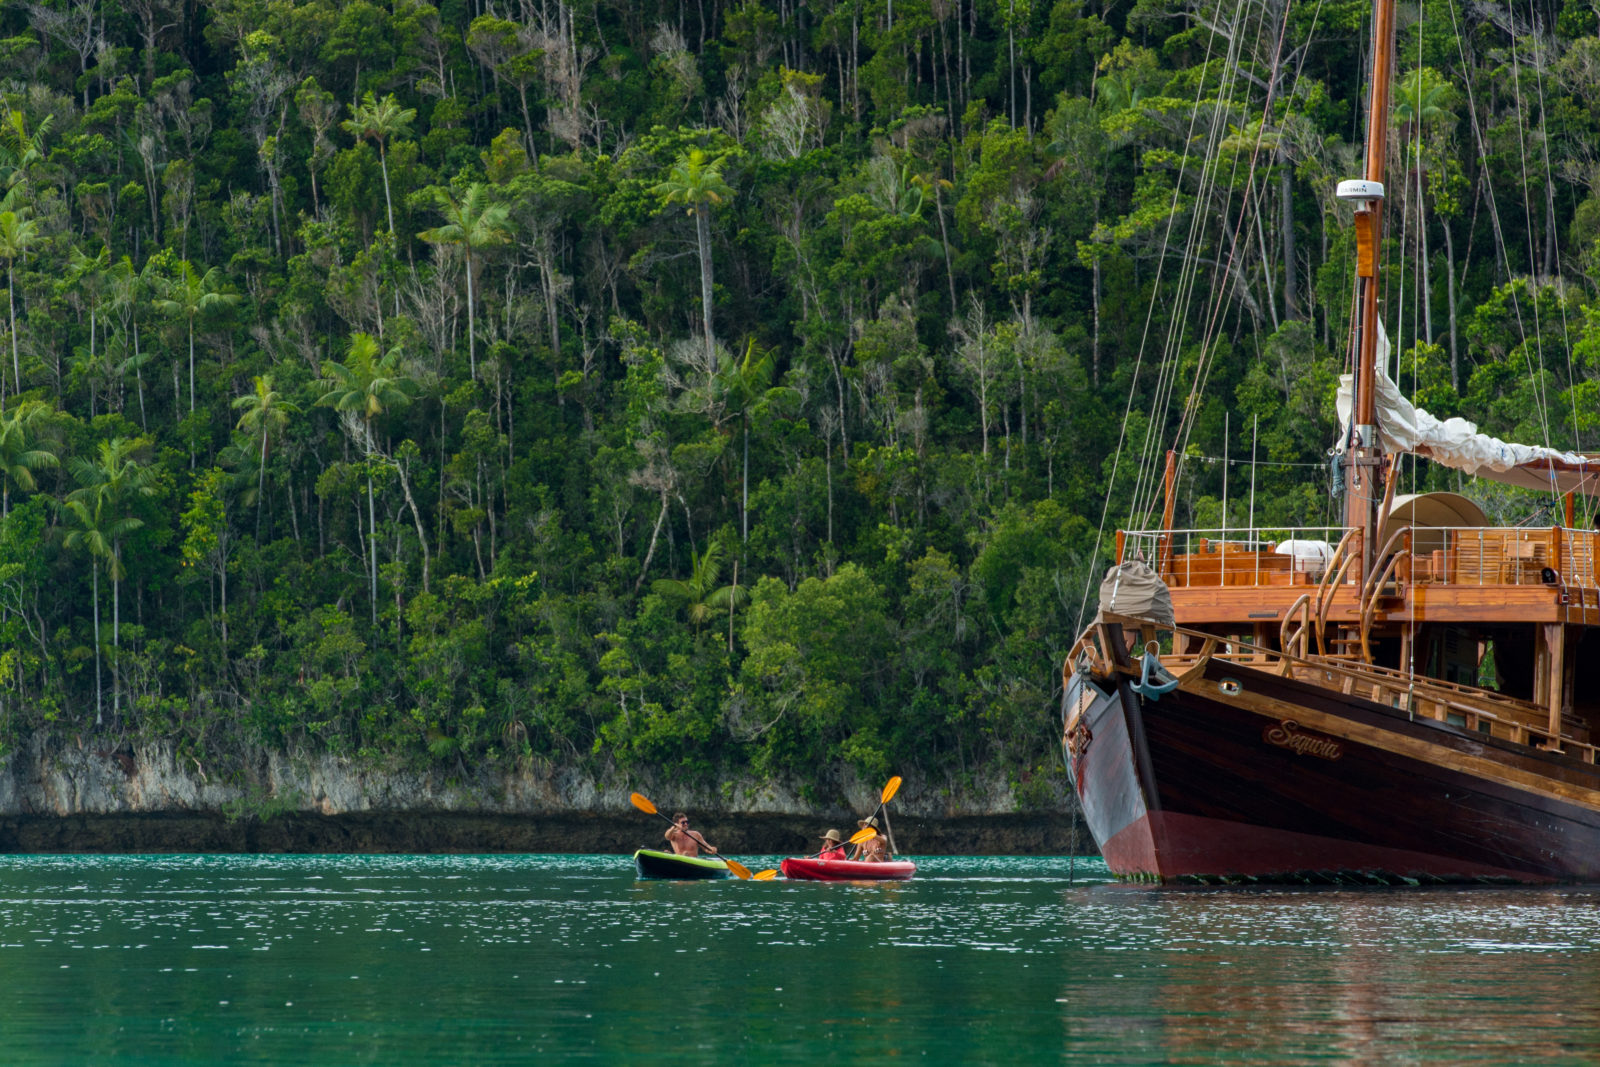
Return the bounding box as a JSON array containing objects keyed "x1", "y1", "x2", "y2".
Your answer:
[{"x1": 1, "y1": 855, "x2": 1598, "y2": 1063}]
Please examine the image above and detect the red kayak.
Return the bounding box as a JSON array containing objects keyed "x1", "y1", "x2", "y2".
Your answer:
[{"x1": 779, "y1": 857, "x2": 917, "y2": 881}]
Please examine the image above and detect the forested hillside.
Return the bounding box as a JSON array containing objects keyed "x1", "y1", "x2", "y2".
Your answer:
[{"x1": 0, "y1": 0, "x2": 1588, "y2": 798}]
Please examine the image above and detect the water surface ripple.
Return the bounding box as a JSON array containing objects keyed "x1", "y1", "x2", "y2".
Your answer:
[{"x1": 0, "y1": 854, "x2": 1596, "y2": 1063}]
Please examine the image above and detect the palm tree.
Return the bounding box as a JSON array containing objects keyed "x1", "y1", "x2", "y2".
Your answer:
[
  {"x1": 341, "y1": 91, "x2": 416, "y2": 235},
  {"x1": 65, "y1": 437, "x2": 155, "y2": 725},
  {"x1": 152, "y1": 261, "x2": 239, "y2": 416},
  {"x1": 108, "y1": 256, "x2": 154, "y2": 429},
  {"x1": 418, "y1": 183, "x2": 512, "y2": 381},
  {"x1": 715, "y1": 339, "x2": 796, "y2": 544},
  {"x1": 317, "y1": 332, "x2": 417, "y2": 623},
  {"x1": 233, "y1": 374, "x2": 300, "y2": 542},
  {"x1": 0, "y1": 208, "x2": 41, "y2": 394},
  {"x1": 0, "y1": 110, "x2": 53, "y2": 195},
  {"x1": 652, "y1": 541, "x2": 749, "y2": 651},
  {"x1": 64, "y1": 245, "x2": 111, "y2": 408},
  {"x1": 652, "y1": 541, "x2": 748, "y2": 625},
  {"x1": 651, "y1": 149, "x2": 734, "y2": 366},
  {"x1": 0, "y1": 400, "x2": 58, "y2": 517}
]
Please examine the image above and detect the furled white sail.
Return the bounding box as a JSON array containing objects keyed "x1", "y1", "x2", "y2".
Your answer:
[{"x1": 1336, "y1": 324, "x2": 1600, "y2": 496}]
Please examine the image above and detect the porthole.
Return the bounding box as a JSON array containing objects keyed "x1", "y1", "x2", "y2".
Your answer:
[{"x1": 1218, "y1": 678, "x2": 1242, "y2": 696}]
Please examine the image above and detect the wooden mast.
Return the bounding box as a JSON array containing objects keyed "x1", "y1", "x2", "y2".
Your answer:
[{"x1": 1344, "y1": 0, "x2": 1398, "y2": 575}]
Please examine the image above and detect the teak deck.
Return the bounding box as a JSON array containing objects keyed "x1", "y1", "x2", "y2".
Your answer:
[{"x1": 1154, "y1": 526, "x2": 1600, "y2": 626}]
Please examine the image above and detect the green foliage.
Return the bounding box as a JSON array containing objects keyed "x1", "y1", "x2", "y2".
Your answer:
[{"x1": 0, "y1": 0, "x2": 1578, "y2": 807}]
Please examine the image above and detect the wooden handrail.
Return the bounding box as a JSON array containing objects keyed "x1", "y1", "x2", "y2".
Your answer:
[
  {"x1": 1314, "y1": 529, "x2": 1362, "y2": 655},
  {"x1": 1359, "y1": 548, "x2": 1409, "y2": 663},
  {"x1": 1279, "y1": 592, "x2": 1313, "y2": 671}
]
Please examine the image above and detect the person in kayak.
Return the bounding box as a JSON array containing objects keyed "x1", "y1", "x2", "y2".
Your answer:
[
  {"x1": 665, "y1": 813, "x2": 718, "y2": 857},
  {"x1": 817, "y1": 829, "x2": 848, "y2": 860},
  {"x1": 851, "y1": 818, "x2": 890, "y2": 862}
]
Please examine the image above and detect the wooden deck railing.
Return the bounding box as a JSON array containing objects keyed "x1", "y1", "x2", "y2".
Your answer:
[{"x1": 1122, "y1": 525, "x2": 1600, "y2": 593}]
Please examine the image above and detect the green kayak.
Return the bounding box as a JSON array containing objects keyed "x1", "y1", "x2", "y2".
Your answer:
[{"x1": 633, "y1": 848, "x2": 732, "y2": 880}]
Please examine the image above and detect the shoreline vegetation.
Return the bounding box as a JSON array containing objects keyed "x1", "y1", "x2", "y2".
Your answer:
[
  {"x1": 0, "y1": 811, "x2": 1089, "y2": 855},
  {"x1": 0, "y1": 737, "x2": 1087, "y2": 853},
  {"x1": 0, "y1": 0, "x2": 1585, "y2": 840}
]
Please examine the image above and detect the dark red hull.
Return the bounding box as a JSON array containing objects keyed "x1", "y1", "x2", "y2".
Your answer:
[{"x1": 1066, "y1": 658, "x2": 1600, "y2": 883}]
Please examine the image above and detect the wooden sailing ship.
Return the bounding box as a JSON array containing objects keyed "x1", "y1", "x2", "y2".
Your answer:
[{"x1": 1063, "y1": 0, "x2": 1600, "y2": 883}]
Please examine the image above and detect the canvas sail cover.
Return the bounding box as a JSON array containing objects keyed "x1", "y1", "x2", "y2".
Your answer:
[
  {"x1": 1098, "y1": 559, "x2": 1175, "y2": 628},
  {"x1": 1336, "y1": 324, "x2": 1600, "y2": 496}
]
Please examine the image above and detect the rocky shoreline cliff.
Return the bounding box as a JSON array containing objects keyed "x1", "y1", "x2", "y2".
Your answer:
[{"x1": 0, "y1": 737, "x2": 1091, "y2": 855}]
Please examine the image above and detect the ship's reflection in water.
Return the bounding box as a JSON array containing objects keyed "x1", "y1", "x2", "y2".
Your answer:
[{"x1": 1059, "y1": 884, "x2": 1600, "y2": 1063}]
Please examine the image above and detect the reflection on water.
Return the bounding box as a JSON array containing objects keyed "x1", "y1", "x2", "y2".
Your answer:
[{"x1": 0, "y1": 854, "x2": 1596, "y2": 1062}]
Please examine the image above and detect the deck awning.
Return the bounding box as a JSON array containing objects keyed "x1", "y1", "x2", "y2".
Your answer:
[{"x1": 1389, "y1": 492, "x2": 1489, "y2": 529}]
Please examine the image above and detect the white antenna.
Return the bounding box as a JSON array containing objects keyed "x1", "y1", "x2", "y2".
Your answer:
[{"x1": 1248, "y1": 414, "x2": 1258, "y2": 543}]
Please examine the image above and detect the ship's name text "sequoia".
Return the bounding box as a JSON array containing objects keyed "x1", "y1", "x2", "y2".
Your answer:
[{"x1": 1263, "y1": 721, "x2": 1344, "y2": 761}]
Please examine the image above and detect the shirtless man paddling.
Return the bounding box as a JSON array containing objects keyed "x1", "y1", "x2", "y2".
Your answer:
[{"x1": 665, "y1": 812, "x2": 719, "y2": 857}]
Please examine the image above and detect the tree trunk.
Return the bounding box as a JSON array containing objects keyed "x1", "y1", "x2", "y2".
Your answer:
[
  {"x1": 257, "y1": 438, "x2": 268, "y2": 541},
  {"x1": 1443, "y1": 218, "x2": 1458, "y2": 389},
  {"x1": 696, "y1": 208, "x2": 715, "y2": 364},
  {"x1": 741, "y1": 411, "x2": 749, "y2": 543},
  {"x1": 634, "y1": 490, "x2": 671, "y2": 592},
  {"x1": 1280, "y1": 145, "x2": 1297, "y2": 320},
  {"x1": 466, "y1": 247, "x2": 478, "y2": 379},
  {"x1": 380, "y1": 143, "x2": 395, "y2": 234},
  {"x1": 367, "y1": 466, "x2": 378, "y2": 625},
  {"x1": 112, "y1": 562, "x2": 120, "y2": 721},
  {"x1": 391, "y1": 452, "x2": 432, "y2": 592},
  {"x1": 91, "y1": 560, "x2": 102, "y2": 726},
  {"x1": 134, "y1": 321, "x2": 147, "y2": 430},
  {"x1": 935, "y1": 186, "x2": 957, "y2": 316},
  {"x1": 1419, "y1": 168, "x2": 1433, "y2": 344},
  {"x1": 1091, "y1": 258, "x2": 1101, "y2": 386},
  {"x1": 7, "y1": 260, "x2": 16, "y2": 397},
  {"x1": 1254, "y1": 194, "x2": 1280, "y2": 332}
]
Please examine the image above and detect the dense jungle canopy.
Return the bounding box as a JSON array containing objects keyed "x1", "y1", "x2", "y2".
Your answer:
[{"x1": 0, "y1": 0, "x2": 1589, "y2": 798}]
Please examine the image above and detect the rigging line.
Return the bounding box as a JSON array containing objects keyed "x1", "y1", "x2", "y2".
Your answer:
[
  {"x1": 1118, "y1": 39, "x2": 1233, "y2": 530},
  {"x1": 1079, "y1": 0, "x2": 1234, "y2": 627},
  {"x1": 1507, "y1": 13, "x2": 1557, "y2": 455},
  {"x1": 1124, "y1": 8, "x2": 1246, "y2": 531},
  {"x1": 1158, "y1": 36, "x2": 1282, "y2": 539},
  {"x1": 1529, "y1": 23, "x2": 1581, "y2": 451},
  {"x1": 1187, "y1": 454, "x2": 1331, "y2": 468},
  {"x1": 1139, "y1": 90, "x2": 1248, "y2": 530},
  {"x1": 1166, "y1": 17, "x2": 1261, "y2": 429},
  {"x1": 1447, "y1": 0, "x2": 1548, "y2": 452},
  {"x1": 1132, "y1": 36, "x2": 1247, "y2": 497},
  {"x1": 1138, "y1": 9, "x2": 1259, "y2": 524},
  {"x1": 1169, "y1": 0, "x2": 1294, "y2": 492},
  {"x1": 1407, "y1": 0, "x2": 1424, "y2": 434},
  {"x1": 1411, "y1": 2, "x2": 1432, "y2": 384},
  {"x1": 1395, "y1": 74, "x2": 1410, "y2": 382}
]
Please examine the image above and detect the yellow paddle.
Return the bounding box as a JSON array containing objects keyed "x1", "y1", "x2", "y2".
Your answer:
[
  {"x1": 748, "y1": 825, "x2": 876, "y2": 876},
  {"x1": 629, "y1": 792, "x2": 755, "y2": 880},
  {"x1": 751, "y1": 825, "x2": 877, "y2": 880},
  {"x1": 863, "y1": 776, "x2": 902, "y2": 857},
  {"x1": 851, "y1": 776, "x2": 902, "y2": 829}
]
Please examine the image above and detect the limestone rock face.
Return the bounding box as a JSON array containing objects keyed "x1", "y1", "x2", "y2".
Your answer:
[{"x1": 0, "y1": 736, "x2": 1087, "y2": 854}]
